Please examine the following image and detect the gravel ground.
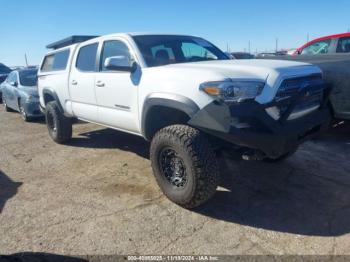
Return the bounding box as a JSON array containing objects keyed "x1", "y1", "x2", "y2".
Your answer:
[{"x1": 1, "y1": 106, "x2": 350, "y2": 257}]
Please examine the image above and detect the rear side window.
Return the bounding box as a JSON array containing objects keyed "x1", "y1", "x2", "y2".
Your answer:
[
  {"x1": 41, "y1": 49, "x2": 70, "y2": 72},
  {"x1": 52, "y1": 50, "x2": 70, "y2": 70},
  {"x1": 76, "y1": 43, "x2": 98, "y2": 72},
  {"x1": 41, "y1": 55, "x2": 54, "y2": 72},
  {"x1": 337, "y1": 37, "x2": 350, "y2": 53}
]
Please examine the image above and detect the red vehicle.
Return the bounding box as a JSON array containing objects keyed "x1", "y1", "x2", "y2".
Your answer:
[{"x1": 294, "y1": 32, "x2": 350, "y2": 55}]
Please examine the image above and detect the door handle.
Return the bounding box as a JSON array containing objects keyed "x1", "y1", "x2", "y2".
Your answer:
[
  {"x1": 96, "y1": 81, "x2": 105, "y2": 87},
  {"x1": 71, "y1": 80, "x2": 78, "y2": 85}
]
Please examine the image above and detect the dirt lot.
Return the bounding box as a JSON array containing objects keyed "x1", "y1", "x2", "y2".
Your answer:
[{"x1": 1, "y1": 106, "x2": 350, "y2": 256}]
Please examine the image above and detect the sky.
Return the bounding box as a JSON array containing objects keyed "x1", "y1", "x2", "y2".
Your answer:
[{"x1": 1, "y1": 0, "x2": 349, "y2": 66}]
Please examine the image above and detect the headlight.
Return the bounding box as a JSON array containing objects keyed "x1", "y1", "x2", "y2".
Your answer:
[
  {"x1": 199, "y1": 80, "x2": 265, "y2": 103},
  {"x1": 26, "y1": 95, "x2": 36, "y2": 102}
]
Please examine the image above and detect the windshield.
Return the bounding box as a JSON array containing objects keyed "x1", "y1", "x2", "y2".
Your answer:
[
  {"x1": 132, "y1": 35, "x2": 229, "y2": 67},
  {"x1": 19, "y1": 69, "x2": 38, "y2": 86}
]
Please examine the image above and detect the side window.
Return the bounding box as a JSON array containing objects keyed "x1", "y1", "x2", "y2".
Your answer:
[
  {"x1": 7, "y1": 72, "x2": 17, "y2": 83},
  {"x1": 41, "y1": 55, "x2": 54, "y2": 72},
  {"x1": 52, "y1": 50, "x2": 70, "y2": 70},
  {"x1": 301, "y1": 39, "x2": 332, "y2": 55},
  {"x1": 6, "y1": 72, "x2": 13, "y2": 82},
  {"x1": 41, "y1": 49, "x2": 70, "y2": 72},
  {"x1": 100, "y1": 40, "x2": 131, "y2": 71},
  {"x1": 337, "y1": 37, "x2": 350, "y2": 53},
  {"x1": 76, "y1": 43, "x2": 98, "y2": 72}
]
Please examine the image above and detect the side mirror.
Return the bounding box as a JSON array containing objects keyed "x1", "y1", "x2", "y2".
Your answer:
[
  {"x1": 10, "y1": 81, "x2": 18, "y2": 87},
  {"x1": 104, "y1": 55, "x2": 136, "y2": 72}
]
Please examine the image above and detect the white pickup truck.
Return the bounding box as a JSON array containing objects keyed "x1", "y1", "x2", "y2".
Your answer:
[{"x1": 38, "y1": 33, "x2": 331, "y2": 208}]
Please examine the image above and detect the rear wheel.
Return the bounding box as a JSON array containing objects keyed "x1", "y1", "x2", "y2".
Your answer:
[
  {"x1": 45, "y1": 101, "x2": 72, "y2": 144},
  {"x1": 150, "y1": 124, "x2": 220, "y2": 209}
]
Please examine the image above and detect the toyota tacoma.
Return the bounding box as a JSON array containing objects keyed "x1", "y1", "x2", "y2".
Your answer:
[{"x1": 38, "y1": 33, "x2": 331, "y2": 208}]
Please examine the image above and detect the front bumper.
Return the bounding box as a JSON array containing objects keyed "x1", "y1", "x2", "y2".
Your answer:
[
  {"x1": 24, "y1": 101, "x2": 43, "y2": 117},
  {"x1": 189, "y1": 84, "x2": 331, "y2": 159}
]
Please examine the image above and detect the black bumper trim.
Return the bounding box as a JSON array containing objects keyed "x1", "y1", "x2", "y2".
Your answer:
[{"x1": 189, "y1": 83, "x2": 331, "y2": 159}]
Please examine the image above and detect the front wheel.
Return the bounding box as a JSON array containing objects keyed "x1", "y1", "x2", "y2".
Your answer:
[
  {"x1": 45, "y1": 101, "x2": 72, "y2": 144},
  {"x1": 3, "y1": 96, "x2": 11, "y2": 112},
  {"x1": 150, "y1": 125, "x2": 220, "y2": 209},
  {"x1": 19, "y1": 101, "x2": 30, "y2": 122}
]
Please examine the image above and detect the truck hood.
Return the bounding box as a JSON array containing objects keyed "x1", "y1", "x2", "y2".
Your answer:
[
  {"x1": 157, "y1": 59, "x2": 322, "y2": 104},
  {"x1": 164, "y1": 59, "x2": 321, "y2": 80}
]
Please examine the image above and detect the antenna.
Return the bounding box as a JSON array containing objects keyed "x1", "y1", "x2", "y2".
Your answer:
[
  {"x1": 24, "y1": 54, "x2": 28, "y2": 67},
  {"x1": 307, "y1": 33, "x2": 310, "y2": 42},
  {"x1": 248, "y1": 40, "x2": 251, "y2": 54}
]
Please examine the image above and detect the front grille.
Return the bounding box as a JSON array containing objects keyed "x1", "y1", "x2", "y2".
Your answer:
[
  {"x1": 276, "y1": 74, "x2": 325, "y2": 120},
  {"x1": 276, "y1": 74, "x2": 323, "y2": 99}
]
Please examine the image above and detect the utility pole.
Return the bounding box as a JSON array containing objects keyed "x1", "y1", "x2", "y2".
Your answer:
[
  {"x1": 248, "y1": 40, "x2": 251, "y2": 54},
  {"x1": 275, "y1": 38, "x2": 278, "y2": 52},
  {"x1": 227, "y1": 43, "x2": 229, "y2": 52},
  {"x1": 307, "y1": 33, "x2": 310, "y2": 42},
  {"x1": 24, "y1": 54, "x2": 28, "y2": 67}
]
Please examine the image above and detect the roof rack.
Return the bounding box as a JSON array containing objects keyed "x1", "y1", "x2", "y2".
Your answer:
[{"x1": 46, "y1": 35, "x2": 99, "y2": 49}]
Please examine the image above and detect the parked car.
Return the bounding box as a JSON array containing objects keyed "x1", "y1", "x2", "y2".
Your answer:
[
  {"x1": 294, "y1": 32, "x2": 350, "y2": 55},
  {"x1": 231, "y1": 52, "x2": 255, "y2": 59},
  {"x1": 0, "y1": 63, "x2": 12, "y2": 103},
  {"x1": 256, "y1": 52, "x2": 277, "y2": 58},
  {"x1": 260, "y1": 33, "x2": 350, "y2": 120},
  {"x1": 38, "y1": 33, "x2": 330, "y2": 208},
  {"x1": 2, "y1": 68, "x2": 43, "y2": 121}
]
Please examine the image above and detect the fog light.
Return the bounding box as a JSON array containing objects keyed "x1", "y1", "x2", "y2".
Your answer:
[{"x1": 265, "y1": 106, "x2": 281, "y2": 120}]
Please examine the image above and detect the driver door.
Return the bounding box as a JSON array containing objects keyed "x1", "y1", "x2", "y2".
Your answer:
[{"x1": 95, "y1": 39, "x2": 140, "y2": 133}]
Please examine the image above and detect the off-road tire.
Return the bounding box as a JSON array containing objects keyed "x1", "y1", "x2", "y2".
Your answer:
[
  {"x1": 150, "y1": 124, "x2": 219, "y2": 209},
  {"x1": 45, "y1": 101, "x2": 72, "y2": 144}
]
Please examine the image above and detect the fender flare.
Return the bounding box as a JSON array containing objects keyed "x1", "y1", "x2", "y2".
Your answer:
[
  {"x1": 141, "y1": 93, "x2": 200, "y2": 139},
  {"x1": 42, "y1": 88, "x2": 64, "y2": 113}
]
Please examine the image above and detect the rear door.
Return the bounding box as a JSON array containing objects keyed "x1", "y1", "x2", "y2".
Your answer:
[{"x1": 69, "y1": 41, "x2": 99, "y2": 122}]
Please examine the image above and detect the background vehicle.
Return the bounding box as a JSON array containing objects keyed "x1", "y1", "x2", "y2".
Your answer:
[
  {"x1": 294, "y1": 33, "x2": 350, "y2": 55},
  {"x1": 231, "y1": 52, "x2": 255, "y2": 59},
  {"x1": 0, "y1": 63, "x2": 12, "y2": 103},
  {"x1": 260, "y1": 33, "x2": 350, "y2": 120},
  {"x1": 2, "y1": 68, "x2": 42, "y2": 121},
  {"x1": 38, "y1": 33, "x2": 330, "y2": 208}
]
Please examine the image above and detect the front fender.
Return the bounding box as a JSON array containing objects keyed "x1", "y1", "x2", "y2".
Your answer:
[{"x1": 141, "y1": 93, "x2": 200, "y2": 138}]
